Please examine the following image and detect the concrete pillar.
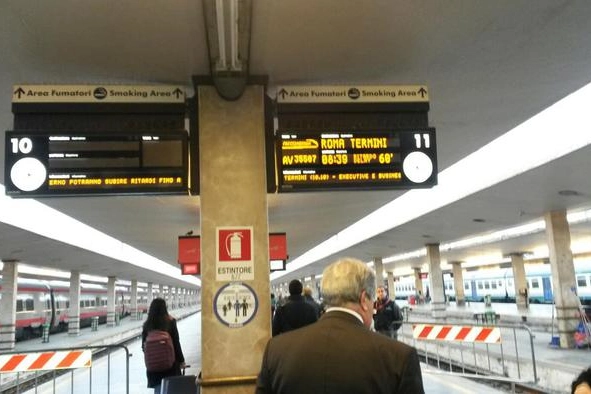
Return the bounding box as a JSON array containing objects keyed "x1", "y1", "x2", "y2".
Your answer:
[
  {"x1": 68, "y1": 270, "x2": 81, "y2": 336},
  {"x1": 545, "y1": 210, "x2": 579, "y2": 349},
  {"x1": 0, "y1": 260, "x2": 18, "y2": 351},
  {"x1": 106, "y1": 276, "x2": 117, "y2": 327},
  {"x1": 387, "y1": 271, "x2": 395, "y2": 299},
  {"x1": 159, "y1": 284, "x2": 164, "y2": 300},
  {"x1": 130, "y1": 280, "x2": 138, "y2": 319},
  {"x1": 373, "y1": 257, "x2": 384, "y2": 288},
  {"x1": 426, "y1": 244, "x2": 446, "y2": 318},
  {"x1": 198, "y1": 85, "x2": 270, "y2": 393},
  {"x1": 147, "y1": 282, "x2": 154, "y2": 306},
  {"x1": 510, "y1": 253, "x2": 528, "y2": 310},
  {"x1": 451, "y1": 262, "x2": 465, "y2": 306},
  {"x1": 310, "y1": 275, "x2": 318, "y2": 299},
  {"x1": 413, "y1": 267, "x2": 424, "y2": 299}
]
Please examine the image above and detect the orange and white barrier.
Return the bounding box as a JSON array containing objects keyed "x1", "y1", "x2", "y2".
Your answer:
[
  {"x1": 0, "y1": 350, "x2": 92, "y2": 373},
  {"x1": 412, "y1": 324, "x2": 501, "y2": 344}
]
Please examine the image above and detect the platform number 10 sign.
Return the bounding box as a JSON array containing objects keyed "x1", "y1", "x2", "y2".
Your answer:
[{"x1": 5, "y1": 133, "x2": 48, "y2": 193}]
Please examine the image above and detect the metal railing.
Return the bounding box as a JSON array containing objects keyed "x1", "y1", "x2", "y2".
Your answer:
[
  {"x1": 0, "y1": 344, "x2": 130, "y2": 394},
  {"x1": 397, "y1": 318, "x2": 538, "y2": 389}
]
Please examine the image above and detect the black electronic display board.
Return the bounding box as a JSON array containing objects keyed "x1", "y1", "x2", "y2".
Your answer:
[
  {"x1": 4, "y1": 130, "x2": 188, "y2": 197},
  {"x1": 276, "y1": 128, "x2": 437, "y2": 192}
]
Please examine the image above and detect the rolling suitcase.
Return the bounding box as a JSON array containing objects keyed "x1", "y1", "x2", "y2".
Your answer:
[{"x1": 161, "y1": 374, "x2": 199, "y2": 394}]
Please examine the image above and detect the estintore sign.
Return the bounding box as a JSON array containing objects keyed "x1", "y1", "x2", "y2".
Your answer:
[
  {"x1": 213, "y1": 282, "x2": 258, "y2": 328},
  {"x1": 216, "y1": 227, "x2": 254, "y2": 281}
]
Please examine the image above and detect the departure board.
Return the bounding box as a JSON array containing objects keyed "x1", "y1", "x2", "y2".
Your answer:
[
  {"x1": 276, "y1": 128, "x2": 437, "y2": 191},
  {"x1": 4, "y1": 130, "x2": 188, "y2": 197}
]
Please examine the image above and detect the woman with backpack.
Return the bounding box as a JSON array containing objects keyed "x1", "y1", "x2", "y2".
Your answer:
[{"x1": 142, "y1": 298, "x2": 186, "y2": 393}]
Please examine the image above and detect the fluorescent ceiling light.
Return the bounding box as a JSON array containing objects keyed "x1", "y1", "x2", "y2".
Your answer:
[
  {"x1": 0, "y1": 186, "x2": 200, "y2": 287},
  {"x1": 207, "y1": 0, "x2": 246, "y2": 73},
  {"x1": 272, "y1": 81, "x2": 591, "y2": 281},
  {"x1": 214, "y1": 0, "x2": 227, "y2": 70}
]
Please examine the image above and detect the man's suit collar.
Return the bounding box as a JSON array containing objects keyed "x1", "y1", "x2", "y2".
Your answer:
[{"x1": 323, "y1": 308, "x2": 365, "y2": 325}]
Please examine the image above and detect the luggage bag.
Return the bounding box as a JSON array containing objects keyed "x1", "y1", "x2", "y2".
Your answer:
[{"x1": 160, "y1": 374, "x2": 199, "y2": 394}]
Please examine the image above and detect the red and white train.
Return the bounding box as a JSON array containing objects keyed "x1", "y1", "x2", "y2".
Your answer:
[{"x1": 0, "y1": 277, "x2": 150, "y2": 341}]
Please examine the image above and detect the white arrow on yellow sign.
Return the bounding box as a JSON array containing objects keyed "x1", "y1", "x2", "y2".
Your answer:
[
  {"x1": 12, "y1": 85, "x2": 185, "y2": 103},
  {"x1": 276, "y1": 85, "x2": 429, "y2": 104}
]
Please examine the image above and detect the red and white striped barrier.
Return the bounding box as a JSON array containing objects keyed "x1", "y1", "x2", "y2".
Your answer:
[
  {"x1": 0, "y1": 350, "x2": 92, "y2": 373},
  {"x1": 412, "y1": 324, "x2": 501, "y2": 344}
]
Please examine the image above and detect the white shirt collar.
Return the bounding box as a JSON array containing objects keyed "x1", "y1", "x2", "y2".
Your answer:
[{"x1": 325, "y1": 307, "x2": 364, "y2": 324}]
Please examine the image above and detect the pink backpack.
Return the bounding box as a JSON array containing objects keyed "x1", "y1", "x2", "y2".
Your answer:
[{"x1": 144, "y1": 330, "x2": 175, "y2": 372}]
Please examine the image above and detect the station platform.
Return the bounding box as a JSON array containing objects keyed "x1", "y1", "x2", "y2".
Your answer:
[
  {"x1": 400, "y1": 301, "x2": 591, "y2": 393},
  {"x1": 15, "y1": 309, "x2": 509, "y2": 394},
  {"x1": 399, "y1": 300, "x2": 585, "y2": 332},
  {"x1": 3, "y1": 301, "x2": 589, "y2": 393}
]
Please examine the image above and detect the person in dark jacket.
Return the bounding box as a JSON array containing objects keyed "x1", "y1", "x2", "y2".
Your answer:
[
  {"x1": 256, "y1": 257, "x2": 424, "y2": 394},
  {"x1": 272, "y1": 279, "x2": 318, "y2": 336},
  {"x1": 302, "y1": 286, "x2": 322, "y2": 317},
  {"x1": 142, "y1": 298, "x2": 186, "y2": 393},
  {"x1": 373, "y1": 285, "x2": 403, "y2": 339}
]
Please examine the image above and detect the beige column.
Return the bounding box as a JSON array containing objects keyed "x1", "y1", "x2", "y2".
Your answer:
[
  {"x1": 451, "y1": 262, "x2": 465, "y2": 306},
  {"x1": 147, "y1": 282, "x2": 154, "y2": 306},
  {"x1": 199, "y1": 85, "x2": 269, "y2": 393},
  {"x1": 373, "y1": 257, "x2": 384, "y2": 288},
  {"x1": 426, "y1": 244, "x2": 446, "y2": 318},
  {"x1": 0, "y1": 260, "x2": 18, "y2": 351},
  {"x1": 509, "y1": 253, "x2": 528, "y2": 310},
  {"x1": 310, "y1": 275, "x2": 318, "y2": 299},
  {"x1": 68, "y1": 270, "x2": 81, "y2": 336},
  {"x1": 130, "y1": 280, "x2": 138, "y2": 319},
  {"x1": 413, "y1": 267, "x2": 424, "y2": 300},
  {"x1": 387, "y1": 271, "x2": 395, "y2": 299},
  {"x1": 106, "y1": 276, "x2": 117, "y2": 327},
  {"x1": 545, "y1": 210, "x2": 579, "y2": 349}
]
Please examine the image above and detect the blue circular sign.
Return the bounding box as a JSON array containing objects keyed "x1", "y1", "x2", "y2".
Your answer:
[{"x1": 213, "y1": 282, "x2": 258, "y2": 328}]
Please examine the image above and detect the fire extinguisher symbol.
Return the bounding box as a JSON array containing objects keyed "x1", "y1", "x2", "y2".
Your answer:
[{"x1": 226, "y1": 232, "x2": 243, "y2": 259}]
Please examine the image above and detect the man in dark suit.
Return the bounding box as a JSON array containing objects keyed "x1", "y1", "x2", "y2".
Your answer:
[
  {"x1": 256, "y1": 257, "x2": 424, "y2": 394},
  {"x1": 272, "y1": 279, "x2": 318, "y2": 336}
]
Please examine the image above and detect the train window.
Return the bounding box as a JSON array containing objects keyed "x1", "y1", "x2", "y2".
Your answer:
[
  {"x1": 531, "y1": 279, "x2": 540, "y2": 289},
  {"x1": 577, "y1": 276, "x2": 587, "y2": 287},
  {"x1": 498, "y1": 280, "x2": 503, "y2": 287},
  {"x1": 91, "y1": 300, "x2": 96, "y2": 307},
  {"x1": 66, "y1": 301, "x2": 70, "y2": 308},
  {"x1": 491, "y1": 281, "x2": 497, "y2": 289},
  {"x1": 464, "y1": 283, "x2": 469, "y2": 290},
  {"x1": 80, "y1": 300, "x2": 84, "y2": 308},
  {"x1": 478, "y1": 282, "x2": 483, "y2": 290},
  {"x1": 26, "y1": 299, "x2": 34, "y2": 311},
  {"x1": 484, "y1": 281, "x2": 490, "y2": 290},
  {"x1": 16, "y1": 300, "x2": 24, "y2": 312}
]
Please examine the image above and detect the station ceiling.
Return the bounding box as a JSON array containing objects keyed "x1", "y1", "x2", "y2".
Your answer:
[{"x1": 1, "y1": 1, "x2": 591, "y2": 290}]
